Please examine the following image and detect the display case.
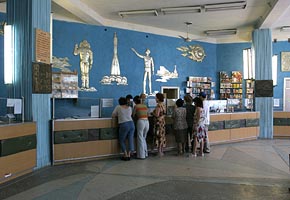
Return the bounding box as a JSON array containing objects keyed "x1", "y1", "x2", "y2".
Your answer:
[
  {"x1": 186, "y1": 76, "x2": 212, "y2": 98},
  {"x1": 219, "y1": 71, "x2": 243, "y2": 109},
  {"x1": 245, "y1": 79, "x2": 255, "y2": 110},
  {"x1": 52, "y1": 71, "x2": 78, "y2": 98}
]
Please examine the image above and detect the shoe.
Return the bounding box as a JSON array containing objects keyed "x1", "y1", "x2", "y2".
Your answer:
[
  {"x1": 204, "y1": 150, "x2": 210, "y2": 154},
  {"x1": 201, "y1": 153, "x2": 205, "y2": 157},
  {"x1": 192, "y1": 153, "x2": 197, "y2": 157},
  {"x1": 120, "y1": 157, "x2": 127, "y2": 161},
  {"x1": 126, "y1": 157, "x2": 131, "y2": 161}
]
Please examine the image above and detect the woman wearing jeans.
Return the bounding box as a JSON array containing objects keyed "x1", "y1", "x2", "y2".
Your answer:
[
  {"x1": 133, "y1": 95, "x2": 149, "y2": 159},
  {"x1": 112, "y1": 97, "x2": 135, "y2": 161}
]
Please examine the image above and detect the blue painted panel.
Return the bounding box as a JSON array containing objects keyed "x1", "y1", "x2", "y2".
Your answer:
[{"x1": 53, "y1": 20, "x2": 217, "y2": 99}]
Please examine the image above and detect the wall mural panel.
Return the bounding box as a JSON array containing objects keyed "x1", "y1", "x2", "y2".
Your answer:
[
  {"x1": 156, "y1": 65, "x2": 178, "y2": 82},
  {"x1": 131, "y1": 48, "x2": 154, "y2": 95},
  {"x1": 51, "y1": 20, "x2": 218, "y2": 99},
  {"x1": 52, "y1": 56, "x2": 72, "y2": 72},
  {"x1": 100, "y1": 32, "x2": 127, "y2": 85},
  {"x1": 281, "y1": 52, "x2": 290, "y2": 72},
  {"x1": 74, "y1": 40, "x2": 96, "y2": 91},
  {"x1": 177, "y1": 44, "x2": 206, "y2": 62}
]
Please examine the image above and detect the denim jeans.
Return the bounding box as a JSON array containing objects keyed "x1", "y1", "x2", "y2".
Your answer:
[{"x1": 119, "y1": 121, "x2": 135, "y2": 153}]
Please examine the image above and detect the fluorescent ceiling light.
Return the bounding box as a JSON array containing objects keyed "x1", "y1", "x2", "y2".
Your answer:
[
  {"x1": 204, "y1": 29, "x2": 237, "y2": 36},
  {"x1": 160, "y1": 6, "x2": 202, "y2": 14},
  {"x1": 204, "y1": 1, "x2": 246, "y2": 12},
  {"x1": 119, "y1": 9, "x2": 158, "y2": 17},
  {"x1": 280, "y1": 26, "x2": 290, "y2": 32}
]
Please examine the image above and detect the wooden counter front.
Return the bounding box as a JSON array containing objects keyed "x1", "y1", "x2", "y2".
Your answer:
[
  {"x1": 273, "y1": 111, "x2": 290, "y2": 137},
  {"x1": 52, "y1": 113, "x2": 259, "y2": 165},
  {"x1": 0, "y1": 122, "x2": 36, "y2": 184},
  {"x1": 208, "y1": 112, "x2": 259, "y2": 144},
  {"x1": 52, "y1": 117, "x2": 176, "y2": 164}
]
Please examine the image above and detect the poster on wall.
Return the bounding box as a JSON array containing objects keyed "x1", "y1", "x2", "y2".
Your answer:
[
  {"x1": 32, "y1": 62, "x2": 52, "y2": 94},
  {"x1": 281, "y1": 52, "x2": 290, "y2": 71}
]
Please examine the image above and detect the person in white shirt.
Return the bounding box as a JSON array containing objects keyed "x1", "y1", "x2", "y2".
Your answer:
[{"x1": 112, "y1": 97, "x2": 135, "y2": 161}]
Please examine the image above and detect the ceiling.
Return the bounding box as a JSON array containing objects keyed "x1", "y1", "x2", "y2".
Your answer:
[{"x1": 1, "y1": 0, "x2": 290, "y2": 43}]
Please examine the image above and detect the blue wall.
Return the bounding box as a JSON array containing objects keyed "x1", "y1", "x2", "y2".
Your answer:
[
  {"x1": 216, "y1": 42, "x2": 290, "y2": 110},
  {"x1": 53, "y1": 20, "x2": 217, "y2": 98},
  {"x1": 1, "y1": 14, "x2": 290, "y2": 110},
  {"x1": 273, "y1": 42, "x2": 290, "y2": 110}
]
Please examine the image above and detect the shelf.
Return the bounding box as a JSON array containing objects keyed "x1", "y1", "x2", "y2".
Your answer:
[
  {"x1": 186, "y1": 76, "x2": 213, "y2": 98},
  {"x1": 219, "y1": 71, "x2": 243, "y2": 109},
  {"x1": 52, "y1": 71, "x2": 78, "y2": 98}
]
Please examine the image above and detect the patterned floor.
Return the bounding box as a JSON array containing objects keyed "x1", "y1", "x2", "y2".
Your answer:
[{"x1": 1, "y1": 139, "x2": 290, "y2": 200}]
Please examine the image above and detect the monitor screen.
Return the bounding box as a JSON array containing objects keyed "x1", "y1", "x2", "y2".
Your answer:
[{"x1": 254, "y1": 80, "x2": 273, "y2": 97}]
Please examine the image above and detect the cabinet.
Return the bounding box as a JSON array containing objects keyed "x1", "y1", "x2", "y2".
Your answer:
[
  {"x1": 219, "y1": 71, "x2": 243, "y2": 109},
  {"x1": 52, "y1": 71, "x2": 78, "y2": 98},
  {"x1": 186, "y1": 76, "x2": 212, "y2": 98},
  {"x1": 245, "y1": 79, "x2": 255, "y2": 110}
]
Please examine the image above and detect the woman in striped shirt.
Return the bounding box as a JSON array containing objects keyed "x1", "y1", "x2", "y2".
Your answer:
[{"x1": 133, "y1": 95, "x2": 149, "y2": 159}]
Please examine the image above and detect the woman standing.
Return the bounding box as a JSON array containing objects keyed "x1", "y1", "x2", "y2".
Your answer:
[
  {"x1": 172, "y1": 98, "x2": 188, "y2": 155},
  {"x1": 133, "y1": 95, "x2": 149, "y2": 159},
  {"x1": 192, "y1": 97, "x2": 207, "y2": 157},
  {"x1": 184, "y1": 95, "x2": 195, "y2": 153},
  {"x1": 152, "y1": 93, "x2": 166, "y2": 156},
  {"x1": 112, "y1": 97, "x2": 135, "y2": 161}
]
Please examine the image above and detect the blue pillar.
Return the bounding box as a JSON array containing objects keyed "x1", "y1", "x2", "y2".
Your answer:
[
  {"x1": 252, "y1": 29, "x2": 273, "y2": 139},
  {"x1": 6, "y1": 0, "x2": 52, "y2": 168}
]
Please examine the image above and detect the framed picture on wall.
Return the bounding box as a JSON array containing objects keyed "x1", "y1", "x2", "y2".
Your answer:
[{"x1": 281, "y1": 52, "x2": 290, "y2": 71}]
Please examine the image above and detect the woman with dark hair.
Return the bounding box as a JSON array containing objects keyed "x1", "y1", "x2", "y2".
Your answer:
[
  {"x1": 133, "y1": 95, "x2": 149, "y2": 159},
  {"x1": 112, "y1": 97, "x2": 135, "y2": 161},
  {"x1": 172, "y1": 98, "x2": 188, "y2": 155},
  {"x1": 184, "y1": 94, "x2": 195, "y2": 153},
  {"x1": 152, "y1": 93, "x2": 166, "y2": 156},
  {"x1": 192, "y1": 97, "x2": 207, "y2": 157}
]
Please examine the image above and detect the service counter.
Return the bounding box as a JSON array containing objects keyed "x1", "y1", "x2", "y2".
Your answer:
[
  {"x1": 0, "y1": 122, "x2": 36, "y2": 184},
  {"x1": 52, "y1": 111, "x2": 260, "y2": 165},
  {"x1": 208, "y1": 112, "x2": 259, "y2": 144},
  {"x1": 273, "y1": 111, "x2": 290, "y2": 137}
]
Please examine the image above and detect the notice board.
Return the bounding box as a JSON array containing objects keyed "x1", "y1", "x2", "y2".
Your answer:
[{"x1": 32, "y1": 62, "x2": 52, "y2": 94}]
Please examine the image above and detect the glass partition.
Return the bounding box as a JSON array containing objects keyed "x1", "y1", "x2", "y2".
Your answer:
[
  {"x1": 52, "y1": 97, "x2": 129, "y2": 119},
  {"x1": 52, "y1": 97, "x2": 157, "y2": 120}
]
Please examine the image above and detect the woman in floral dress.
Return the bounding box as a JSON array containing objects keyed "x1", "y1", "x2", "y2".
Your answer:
[
  {"x1": 152, "y1": 93, "x2": 166, "y2": 156},
  {"x1": 192, "y1": 97, "x2": 207, "y2": 157}
]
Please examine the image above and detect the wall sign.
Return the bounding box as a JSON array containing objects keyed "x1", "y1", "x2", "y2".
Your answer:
[
  {"x1": 35, "y1": 28, "x2": 51, "y2": 64},
  {"x1": 281, "y1": 52, "x2": 290, "y2": 72},
  {"x1": 32, "y1": 62, "x2": 52, "y2": 94}
]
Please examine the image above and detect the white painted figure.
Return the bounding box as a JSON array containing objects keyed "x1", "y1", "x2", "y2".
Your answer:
[
  {"x1": 74, "y1": 40, "x2": 93, "y2": 89},
  {"x1": 131, "y1": 48, "x2": 154, "y2": 95}
]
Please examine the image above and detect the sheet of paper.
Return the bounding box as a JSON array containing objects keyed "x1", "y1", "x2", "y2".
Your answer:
[
  {"x1": 14, "y1": 99, "x2": 22, "y2": 114},
  {"x1": 91, "y1": 105, "x2": 99, "y2": 118},
  {"x1": 274, "y1": 99, "x2": 280, "y2": 107},
  {"x1": 7, "y1": 99, "x2": 15, "y2": 107}
]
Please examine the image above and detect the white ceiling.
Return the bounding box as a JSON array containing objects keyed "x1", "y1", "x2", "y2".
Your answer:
[{"x1": 1, "y1": 0, "x2": 290, "y2": 43}]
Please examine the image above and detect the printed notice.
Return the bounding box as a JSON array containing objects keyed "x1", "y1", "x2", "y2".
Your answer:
[
  {"x1": 35, "y1": 28, "x2": 51, "y2": 64},
  {"x1": 101, "y1": 98, "x2": 114, "y2": 108}
]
